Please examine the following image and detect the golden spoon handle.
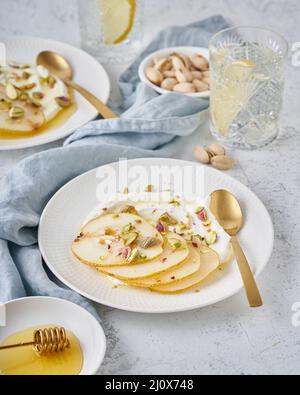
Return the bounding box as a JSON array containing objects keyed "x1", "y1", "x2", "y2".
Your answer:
[
  {"x1": 65, "y1": 80, "x2": 118, "y2": 119},
  {"x1": 0, "y1": 341, "x2": 34, "y2": 350},
  {"x1": 231, "y1": 236, "x2": 263, "y2": 308}
]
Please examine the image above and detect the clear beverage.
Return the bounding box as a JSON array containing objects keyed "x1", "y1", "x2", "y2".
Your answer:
[
  {"x1": 78, "y1": 0, "x2": 143, "y2": 63},
  {"x1": 209, "y1": 27, "x2": 288, "y2": 149}
]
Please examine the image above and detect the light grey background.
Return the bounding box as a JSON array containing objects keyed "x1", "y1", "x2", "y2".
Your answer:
[{"x1": 0, "y1": 0, "x2": 300, "y2": 375}]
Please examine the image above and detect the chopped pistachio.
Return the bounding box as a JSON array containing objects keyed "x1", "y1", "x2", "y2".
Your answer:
[
  {"x1": 123, "y1": 223, "x2": 134, "y2": 233},
  {"x1": 126, "y1": 247, "x2": 140, "y2": 263},
  {"x1": 104, "y1": 227, "x2": 115, "y2": 236},
  {"x1": 19, "y1": 92, "x2": 29, "y2": 102},
  {"x1": 139, "y1": 237, "x2": 161, "y2": 249},
  {"x1": 8, "y1": 106, "x2": 24, "y2": 119},
  {"x1": 197, "y1": 209, "x2": 208, "y2": 222},
  {"x1": 123, "y1": 187, "x2": 129, "y2": 194},
  {"x1": 47, "y1": 75, "x2": 56, "y2": 88},
  {"x1": 205, "y1": 231, "x2": 217, "y2": 245},
  {"x1": 168, "y1": 238, "x2": 182, "y2": 250},
  {"x1": 121, "y1": 205, "x2": 138, "y2": 215},
  {"x1": 32, "y1": 91, "x2": 44, "y2": 100},
  {"x1": 159, "y1": 212, "x2": 177, "y2": 225},
  {"x1": 112, "y1": 214, "x2": 120, "y2": 219},
  {"x1": 6, "y1": 83, "x2": 18, "y2": 100},
  {"x1": 195, "y1": 206, "x2": 205, "y2": 214},
  {"x1": 0, "y1": 99, "x2": 11, "y2": 110},
  {"x1": 55, "y1": 96, "x2": 71, "y2": 108},
  {"x1": 22, "y1": 71, "x2": 31, "y2": 79},
  {"x1": 169, "y1": 199, "x2": 181, "y2": 206},
  {"x1": 19, "y1": 82, "x2": 36, "y2": 91},
  {"x1": 124, "y1": 232, "x2": 139, "y2": 246}
]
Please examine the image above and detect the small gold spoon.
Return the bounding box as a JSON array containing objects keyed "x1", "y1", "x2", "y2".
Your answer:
[
  {"x1": 37, "y1": 51, "x2": 118, "y2": 119},
  {"x1": 210, "y1": 189, "x2": 263, "y2": 307}
]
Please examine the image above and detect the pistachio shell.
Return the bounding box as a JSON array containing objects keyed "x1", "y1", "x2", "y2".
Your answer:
[
  {"x1": 194, "y1": 146, "x2": 210, "y2": 164},
  {"x1": 206, "y1": 143, "x2": 225, "y2": 156},
  {"x1": 171, "y1": 56, "x2": 185, "y2": 71},
  {"x1": 154, "y1": 58, "x2": 172, "y2": 72},
  {"x1": 211, "y1": 155, "x2": 235, "y2": 170},
  {"x1": 190, "y1": 54, "x2": 209, "y2": 71},
  {"x1": 173, "y1": 82, "x2": 196, "y2": 93},
  {"x1": 163, "y1": 69, "x2": 176, "y2": 78},
  {"x1": 193, "y1": 79, "x2": 209, "y2": 92},
  {"x1": 6, "y1": 83, "x2": 18, "y2": 100},
  {"x1": 161, "y1": 78, "x2": 177, "y2": 91},
  {"x1": 191, "y1": 70, "x2": 203, "y2": 80},
  {"x1": 175, "y1": 69, "x2": 187, "y2": 83},
  {"x1": 145, "y1": 67, "x2": 163, "y2": 85},
  {"x1": 202, "y1": 76, "x2": 210, "y2": 86}
]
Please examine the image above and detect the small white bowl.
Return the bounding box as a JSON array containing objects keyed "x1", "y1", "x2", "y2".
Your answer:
[
  {"x1": 138, "y1": 46, "x2": 210, "y2": 99},
  {"x1": 0, "y1": 296, "x2": 106, "y2": 375}
]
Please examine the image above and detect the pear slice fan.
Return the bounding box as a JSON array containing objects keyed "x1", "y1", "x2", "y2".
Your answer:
[{"x1": 72, "y1": 211, "x2": 221, "y2": 294}]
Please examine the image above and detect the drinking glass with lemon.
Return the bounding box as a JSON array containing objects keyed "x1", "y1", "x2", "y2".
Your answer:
[
  {"x1": 209, "y1": 27, "x2": 288, "y2": 149},
  {"x1": 78, "y1": 0, "x2": 143, "y2": 63}
]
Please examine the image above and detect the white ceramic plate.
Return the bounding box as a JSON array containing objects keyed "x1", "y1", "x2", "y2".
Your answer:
[
  {"x1": 0, "y1": 36, "x2": 110, "y2": 150},
  {"x1": 39, "y1": 158, "x2": 274, "y2": 314},
  {"x1": 0, "y1": 296, "x2": 106, "y2": 375},
  {"x1": 138, "y1": 46, "x2": 210, "y2": 99}
]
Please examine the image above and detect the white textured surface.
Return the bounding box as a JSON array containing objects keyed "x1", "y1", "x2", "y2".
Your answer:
[{"x1": 0, "y1": 0, "x2": 300, "y2": 375}]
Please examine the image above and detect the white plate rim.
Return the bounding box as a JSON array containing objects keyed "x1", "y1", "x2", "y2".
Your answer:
[
  {"x1": 39, "y1": 158, "x2": 274, "y2": 314},
  {"x1": 1, "y1": 296, "x2": 106, "y2": 375},
  {"x1": 0, "y1": 35, "x2": 111, "y2": 150}
]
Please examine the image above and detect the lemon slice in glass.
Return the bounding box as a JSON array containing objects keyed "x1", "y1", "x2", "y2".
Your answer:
[
  {"x1": 224, "y1": 59, "x2": 256, "y2": 81},
  {"x1": 211, "y1": 59, "x2": 257, "y2": 135},
  {"x1": 100, "y1": 0, "x2": 136, "y2": 45}
]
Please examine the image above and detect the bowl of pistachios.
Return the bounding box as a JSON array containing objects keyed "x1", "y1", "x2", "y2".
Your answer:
[{"x1": 138, "y1": 46, "x2": 210, "y2": 98}]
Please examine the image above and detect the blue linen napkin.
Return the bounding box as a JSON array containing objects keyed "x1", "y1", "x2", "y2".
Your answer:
[{"x1": 0, "y1": 15, "x2": 229, "y2": 318}]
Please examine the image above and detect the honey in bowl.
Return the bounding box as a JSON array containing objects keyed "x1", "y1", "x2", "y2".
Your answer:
[{"x1": 0, "y1": 325, "x2": 83, "y2": 375}]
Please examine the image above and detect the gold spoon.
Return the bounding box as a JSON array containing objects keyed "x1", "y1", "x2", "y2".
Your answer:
[
  {"x1": 37, "y1": 51, "x2": 118, "y2": 119},
  {"x1": 210, "y1": 189, "x2": 263, "y2": 307}
]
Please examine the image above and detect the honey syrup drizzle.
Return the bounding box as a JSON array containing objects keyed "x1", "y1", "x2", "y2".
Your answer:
[{"x1": 0, "y1": 90, "x2": 77, "y2": 140}]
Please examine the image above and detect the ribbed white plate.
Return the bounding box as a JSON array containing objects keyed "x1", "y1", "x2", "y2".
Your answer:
[
  {"x1": 0, "y1": 36, "x2": 110, "y2": 150},
  {"x1": 39, "y1": 159, "x2": 274, "y2": 313}
]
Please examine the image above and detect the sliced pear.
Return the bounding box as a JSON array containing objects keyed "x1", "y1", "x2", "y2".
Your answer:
[
  {"x1": 151, "y1": 245, "x2": 220, "y2": 294},
  {"x1": 72, "y1": 213, "x2": 163, "y2": 267},
  {"x1": 126, "y1": 245, "x2": 201, "y2": 288},
  {"x1": 99, "y1": 233, "x2": 189, "y2": 280},
  {"x1": 0, "y1": 85, "x2": 45, "y2": 133}
]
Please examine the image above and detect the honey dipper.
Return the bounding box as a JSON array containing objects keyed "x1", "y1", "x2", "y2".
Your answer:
[{"x1": 0, "y1": 327, "x2": 70, "y2": 355}]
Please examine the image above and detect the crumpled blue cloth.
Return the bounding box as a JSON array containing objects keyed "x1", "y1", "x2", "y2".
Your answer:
[{"x1": 0, "y1": 15, "x2": 228, "y2": 318}]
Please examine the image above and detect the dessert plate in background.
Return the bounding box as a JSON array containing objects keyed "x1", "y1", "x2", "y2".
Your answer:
[{"x1": 0, "y1": 36, "x2": 110, "y2": 150}]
